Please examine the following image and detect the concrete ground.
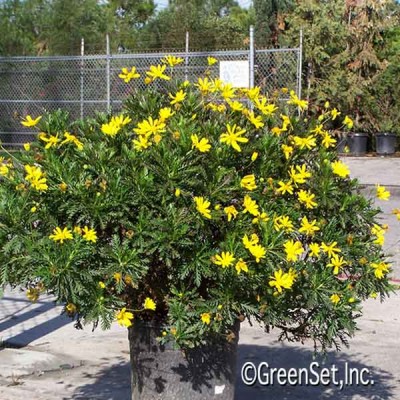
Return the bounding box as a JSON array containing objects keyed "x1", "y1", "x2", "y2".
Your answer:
[{"x1": 0, "y1": 156, "x2": 399, "y2": 400}]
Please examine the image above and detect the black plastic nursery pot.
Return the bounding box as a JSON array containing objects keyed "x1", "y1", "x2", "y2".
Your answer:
[
  {"x1": 128, "y1": 320, "x2": 240, "y2": 400},
  {"x1": 375, "y1": 132, "x2": 397, "y2": 156},
  {"x1": 336, "y1": 136, "x2": 348, "y2": 154},
  {"x1": 348, "y1": 133, "x2": 368, "y2": 156}
]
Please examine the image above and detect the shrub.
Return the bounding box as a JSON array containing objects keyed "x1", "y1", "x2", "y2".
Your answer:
[{"x1": 0, "y1": 62, "x2": 392, "y2": 351}]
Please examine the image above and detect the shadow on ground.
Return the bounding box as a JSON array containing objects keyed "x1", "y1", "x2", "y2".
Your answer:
[
  {"x1": 67, "y1": 343, "x2": 396, "y2": 400},
  {"x1": 0, "y1": 294, "x2": 72, "y2": 347},
  {"x1": 67, "y1": 362, "x2": 130, "y2": 400}
]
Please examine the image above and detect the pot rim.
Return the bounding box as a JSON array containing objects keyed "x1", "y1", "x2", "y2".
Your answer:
[
  {"x1": 375, "y1": 132, "x2": 397, "y2": 137},
  {"x1": 349, "y1": 132, "x2": 369, "y2": 137}
]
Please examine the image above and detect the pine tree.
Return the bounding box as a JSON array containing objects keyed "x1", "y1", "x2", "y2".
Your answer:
[{"x1": 253, "y1": 0, "x2": 293, "y2": 47}]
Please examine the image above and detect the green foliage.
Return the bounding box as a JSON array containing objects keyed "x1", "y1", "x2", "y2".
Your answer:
[
  {"x1": 282, "y1": 0, "x2": 350, "y2": 104},
  {"x1": 0, "y1": 0, "x2": 44, "y2": 55},
  {"x1": 136, "y1": 0, "x2": 252, "y2": 51},
  {"x1": 44, "y1": 0, "x2": 109, "y2": 55},
  {"x1": 0, "y1": 0, "x2": 110, "y2": 55},
  {"x1": 107, "y1": 0, "x2": 156, "y2": 51},
  {"x1": 282, "y1": 0, "x2": 400, "y2": 133},
  {"x1": 0, "y1": 63, "x2": 392, "y2": 351},
  {"x1": 253, "y1": 0, "x2": 293, "y2": 47},
  {"x1": 0, "y1": 0, "x2": 253, "y2": 55},
  {"x1": 360, "y1": 24, "x2": 400, "y2": 135}
]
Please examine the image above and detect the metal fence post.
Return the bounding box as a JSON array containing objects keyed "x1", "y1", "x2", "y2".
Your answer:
[
  {"x1": 185, "y1": 31, "x2": 189, "y2": 82},
  {"x1": 106, "y1": 34, "x2": 111, "y2": 112},
  {"x1": 298, "y1": 29, "x2": 303, "y2": 100},
  {"x1": 249, "y1": 25, "x2": 255, "y2": 89},
  {"x1": 80, "y1": 38, "x2": 85, "y2": 120}
]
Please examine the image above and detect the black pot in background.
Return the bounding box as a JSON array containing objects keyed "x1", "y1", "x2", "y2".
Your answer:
[
  {"x1": 348, "y1": 133, "x2": 368, "y2": 156},
  {"x1": 336, "y1": 136, "x2": 348, "y2": 154},
  {"x1": 375, "y1": 132, "x2": 397, "y2": 155}
]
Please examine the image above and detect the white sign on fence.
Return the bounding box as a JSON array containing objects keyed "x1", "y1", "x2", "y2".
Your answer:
[{"x1": 219, "y1": 60, "x2": 249, "y2": 88}]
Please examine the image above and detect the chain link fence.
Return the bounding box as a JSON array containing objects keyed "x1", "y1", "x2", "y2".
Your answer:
[{"x1": 0, "y1": 46, "x2": 301, "y2": 147}]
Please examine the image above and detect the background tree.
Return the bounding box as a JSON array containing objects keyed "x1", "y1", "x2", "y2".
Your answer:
[
  {"x1": 362, "y1": 21, "x2": 400, "y2": 135},
  {"x1": 0, "y1": 0, "x2": 46, "y2": 56},
  {"x1": 106, "y1": 0, "x2": 156, "y2": 52},
  {"x1": 0, "y1": 0, "x2": 253, "y2": 54},
  {"x1": 43, "y1": 0, "x2": 109, "y2": 55},
  {"x1": 0, "y1": 0, "x2": 157, "y2": 55},
  {"x1": 253, "y1": 0, "x2": 294, "y2": 47},
  {"x1": 281, "y1": 0, "x2": 399, "y2": 128},
  {"x1": 138, "y1": 0, "x2": 252, "y2": 50},
  {"x1": 342, "y1": 0, "x2": 399, "y2": 130},
  {"x1": 281, "y1": 0, "x2": 349, "y2": 104}
]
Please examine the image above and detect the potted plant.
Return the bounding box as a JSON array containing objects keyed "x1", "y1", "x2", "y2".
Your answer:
[
  {"x1": 347, "y1": 108, "x2": 369, "y2": 156},
  {"x1": 370, "y1": 96, "x2": 398, "y2": 156},
  {"x1": 375, "y1": 126, "x2": 397, "y2": 156},
  {"x1": 347, "y1": 92, "x2": 373, "y2": 156},
  {"x1": 0, "y1": 61, "x2": 392, "y2": 400},
  {"x1": 362, "y1": 62, "x2": 400, "y2": 156},
  {"x1": 348, "y1": 131, "x2": 369, "y2": 155}
]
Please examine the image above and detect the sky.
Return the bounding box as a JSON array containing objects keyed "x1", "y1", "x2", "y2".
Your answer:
[{"x1": 155, "y1": 0, "x2": 252, "y2": 11}]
